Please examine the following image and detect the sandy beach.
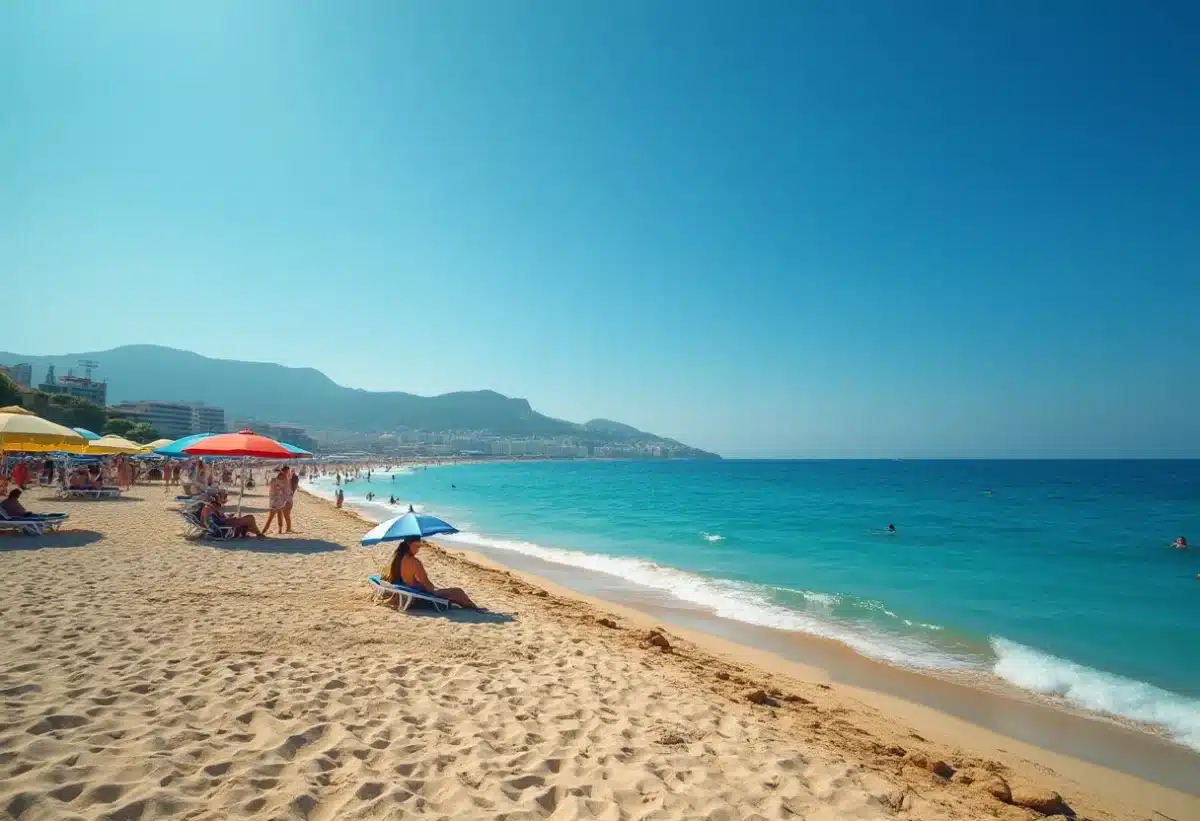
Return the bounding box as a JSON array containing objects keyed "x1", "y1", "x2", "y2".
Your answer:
[{"x1": 1, "y1": 485, "x2": 1196, "y2": 821}]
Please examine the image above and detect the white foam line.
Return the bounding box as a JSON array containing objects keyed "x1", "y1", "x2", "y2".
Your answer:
[
  {"x1": 443, "y1": 530, "x2": 969, "y2": 671},
  {"x1": 991, "y1": 637, "x2": 1200, "y2": 752}
]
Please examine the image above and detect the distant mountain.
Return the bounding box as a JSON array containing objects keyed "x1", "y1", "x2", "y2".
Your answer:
[
  {"x1": 0, "y1": 345, "x2": 719, "y2": 457},
  {"x1": 584, "y1": 419, "x2": 646, "y2": 437}
]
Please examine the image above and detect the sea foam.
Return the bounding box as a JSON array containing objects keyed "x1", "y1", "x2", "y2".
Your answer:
[
  {"x1": 444, "y1": 530, "x2": 968, "y2": 671},
  {"x1": 991, "y1": 637, "x2": 1200, "y2": 752}
]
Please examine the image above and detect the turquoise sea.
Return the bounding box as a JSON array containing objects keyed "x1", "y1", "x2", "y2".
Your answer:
[{"x1": 314, "y1": 459, "x2": 1200, "y2": 751}]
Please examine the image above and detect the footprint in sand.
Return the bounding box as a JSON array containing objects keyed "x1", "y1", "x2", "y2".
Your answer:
[
  {"x1": 26, "y1": 714, "x2": 89, "y2": 735},
  {"x1": 48, "y1": 783, "x2": 86, "y2": 803}
]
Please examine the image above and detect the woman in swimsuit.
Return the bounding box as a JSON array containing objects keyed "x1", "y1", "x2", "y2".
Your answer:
[
  {"x1": 263, "y1": 466, "x2": 290, "y2": 534},
  {"x1": 382, "y1": 538, "x2": 478, "y2": 609},
  {"x1": 282, "y1": 466, "x2": 299, "y2": 533}
]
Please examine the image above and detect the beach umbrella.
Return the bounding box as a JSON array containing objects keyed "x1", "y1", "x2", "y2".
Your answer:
[
  {"x1": 182, "y1": 429, "x2": 300, "y2": 514},
  {"x1": 360, "y1": 512, "x2": 459, "y2": 547},
  {"x1": 280, "y1": 441, "x2": 314, "y2": 457},
  {"x1": 154, "y1": 432, "x2": 218, "y2": 457},
  {"x1": 73, "y1": 427, "x2": 102, "y2": 441},
  {"x1": 181, "y1": 430, "x2": 296, "y2": 460},
  {"x1": 84, "y1": 434, "x2": 148, "y2": 455},
  {"x1": 145, "y1": 438, "x2": 174, "y2": 450},
  {"x1": 0, "y1": 407, "x2": 89, "y2": 453}
]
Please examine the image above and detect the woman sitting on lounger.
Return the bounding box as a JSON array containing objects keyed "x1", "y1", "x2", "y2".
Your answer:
[
  {"x1": 383, "y1": 537, "x2": 478, "y2": 609},
  {"x1": 2, "y1": 489, "x2": 29, "y2": 518},
  {"x1": 200, "y1": 491, "x2": 268, "y2": 540}
]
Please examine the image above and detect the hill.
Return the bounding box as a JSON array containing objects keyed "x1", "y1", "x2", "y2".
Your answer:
[{"x1": 0, "y1": 345, "x2": 719, "y2": 457}]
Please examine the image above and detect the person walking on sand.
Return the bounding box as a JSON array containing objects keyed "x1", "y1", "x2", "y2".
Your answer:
[
  {"x1": 336, "y1": 488, "x2": 344, "y2": 508},
  {"x1": 263, "y1": 466, "x2": 291, "y2": 534},
  {"x1": 282, "y1": 464, "x2": 300, "y2": 533}
]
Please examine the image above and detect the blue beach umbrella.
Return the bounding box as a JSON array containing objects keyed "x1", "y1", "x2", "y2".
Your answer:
[
  {"x1": 72, "y1": 428, "x2": 101, "y2": 441},
  {"x1": 48, "y1": 450, "x2": 100, "y2": 464},
  {"x1": 154, "y1": 432, "x2": 217, "y2": 457},
  {"x1": 360, "y1": 512, "x2": 459, "y2": 546},
  {"x1": 279, "y1": 441, "x2": 313, "y2": 457}
]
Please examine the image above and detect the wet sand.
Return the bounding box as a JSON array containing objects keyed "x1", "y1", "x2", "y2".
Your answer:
[{"x1": 449, "y1": 535, "x2": 1200, "y2": 794}]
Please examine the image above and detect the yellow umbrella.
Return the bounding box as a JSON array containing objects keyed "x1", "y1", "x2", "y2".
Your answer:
[
  {"x1": 0, "y1": 408, "x2": 89, "y2": 452},
  {"x1": 145, "y1": 438, "x2": 174, "y2": 450},
  {"x1": 84, "y1": 434, "x2": 147, "y2": 455}
]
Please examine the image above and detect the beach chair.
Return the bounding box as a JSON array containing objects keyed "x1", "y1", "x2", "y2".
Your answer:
[
  {"x1": 178, "y1": 508, "x2": 205, "y2": 536},
  {"x1": 0, "y1": 508, "x2": 69, "y2": 537},
  {"x1": 55, "y1": 486, "x2": 122, "y2": 500},
  {"x1": 178, "y1": 509, "x2": 236, "y2": 540},
  {"x1": 367, "y1": 574, "x2": 452, "y2": 612}
]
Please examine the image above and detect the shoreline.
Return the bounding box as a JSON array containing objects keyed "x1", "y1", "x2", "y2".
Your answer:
[
  {"x1": 0, "y1": 482, "x2": 1195, "y2": 820},
  {"x1": 313, "y1": 480, "x2": 1200, "y2": 795}
]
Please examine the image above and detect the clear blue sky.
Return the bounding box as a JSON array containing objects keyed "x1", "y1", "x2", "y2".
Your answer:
[{"x1": 2, "y1": 2, "x2": 1197, "y2": 458}]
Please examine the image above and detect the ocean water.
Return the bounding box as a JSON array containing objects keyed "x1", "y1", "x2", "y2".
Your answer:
[{"x1": 315, "y1": 460, "x2": 1200, "y2": 750}]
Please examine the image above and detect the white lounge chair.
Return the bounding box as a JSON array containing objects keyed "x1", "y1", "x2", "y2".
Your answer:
[
  {"x1": 0, "y1": 508, "x2": 69, "y2": 537},
  {"x1": 178, "y1": 509, "x2": 236, "y2": 540},
  {"x1": 55, "y1": 485, "x2": 122, "y2": 500},
  {"x1": 367, "y1": 574, "x2": 451, "y2": 612}
]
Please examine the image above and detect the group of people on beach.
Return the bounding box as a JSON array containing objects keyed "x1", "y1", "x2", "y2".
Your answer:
[{"x1": 185, "y1": 464, "x2": 301, "y2": 540}]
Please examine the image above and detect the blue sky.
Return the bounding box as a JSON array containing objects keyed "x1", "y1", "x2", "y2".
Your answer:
[{"x1": 2, "y1": 2, "x2": 1197, "y2": 457}]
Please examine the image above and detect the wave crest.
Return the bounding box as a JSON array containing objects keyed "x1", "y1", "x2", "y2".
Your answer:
[
  {"x1": 991, "y1": 637, "x2": 1200, "y2": 751},
  {"x1": 445, "y1": 531, "x2": 967, "y2": 670}
]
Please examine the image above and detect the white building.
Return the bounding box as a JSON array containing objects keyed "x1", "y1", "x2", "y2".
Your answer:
[{"x1": 113, "y1": 401, "x2": 226, "y2": 439}]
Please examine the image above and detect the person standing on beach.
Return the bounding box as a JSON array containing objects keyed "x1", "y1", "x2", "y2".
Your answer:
[
  {"x1": 282, "y1": 465, "x2": 299, "y2": 533},
  {"x1": 336, "y1": 488, "x2": 344, "y2": 508},
  {"x1": 263, "y1": 466, "x2": 290, "y2": 534},
  {"x1": 11, "y1": 460, "x2": 29, "y2": 490}
]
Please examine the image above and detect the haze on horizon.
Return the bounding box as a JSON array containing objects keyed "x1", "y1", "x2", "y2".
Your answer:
[{"x1": 2, "y1": 2, "x2": 1198, "y2": 459}]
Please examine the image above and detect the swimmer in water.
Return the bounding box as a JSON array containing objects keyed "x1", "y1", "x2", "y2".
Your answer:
[
  {"x1": 1172, "y1": 536, "x2": 1188, "y2": 549},
  {"x1": 888, "y1": 524, "x2": 896, "y2": 534}
]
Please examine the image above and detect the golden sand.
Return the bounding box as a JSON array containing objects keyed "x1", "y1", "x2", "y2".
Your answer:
[{"x1": 0, "y1": 484, "x2": 1195, "y2": 821}]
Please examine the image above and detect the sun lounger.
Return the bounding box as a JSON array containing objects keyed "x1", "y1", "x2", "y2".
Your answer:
[
  {"x1": 178, "y1": 509, "x2": 236, "y2": 540},
  {"x1": 55, "y1": 486, "x2": 122, "y2": 500},
  {"x1": 178, "y1": 509, "x2": 205, "y2": 536},
  {"x1": 367, "y1": 574, "x2": 451, "y2": 612},
  {"x1": 0, "y1": 508, "x2": 69, "y2": 537}
]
